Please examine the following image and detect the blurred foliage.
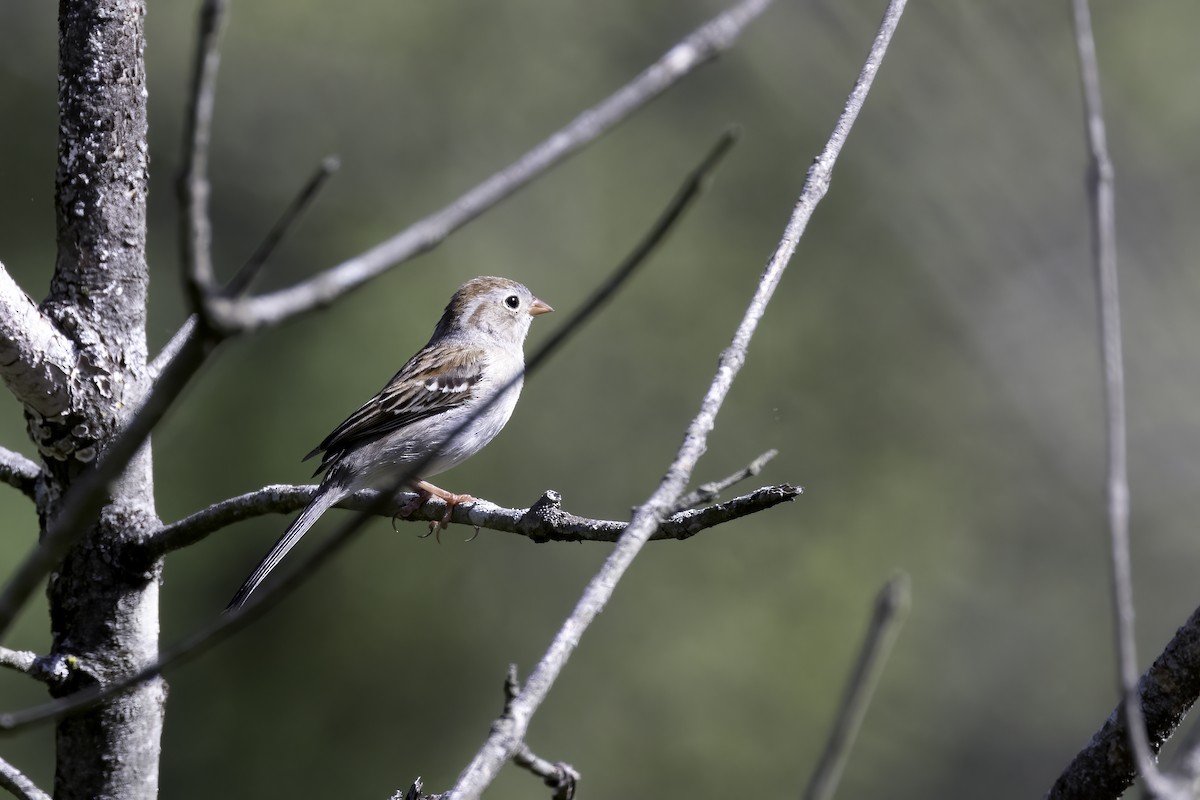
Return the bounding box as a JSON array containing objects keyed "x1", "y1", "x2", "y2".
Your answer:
[{"x1": 2, "y1": 1, "x2": 1200, "y2": 798}]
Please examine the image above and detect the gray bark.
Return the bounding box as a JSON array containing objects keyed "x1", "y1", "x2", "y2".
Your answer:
[{"x1": 44, "y1": 1, "x2": 163, "y2": 798}]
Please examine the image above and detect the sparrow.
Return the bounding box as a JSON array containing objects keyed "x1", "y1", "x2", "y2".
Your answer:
[{"x1": 227, "y1": 276, "x2": 552, "y2": 609}]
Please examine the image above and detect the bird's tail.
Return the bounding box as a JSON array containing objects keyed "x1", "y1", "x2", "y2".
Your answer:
[{"x1": 225, "y1": 487, "x2": 342, "y2": 612}]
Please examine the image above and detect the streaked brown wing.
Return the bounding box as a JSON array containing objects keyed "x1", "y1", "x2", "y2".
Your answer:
[{"x1": 304, "y1": 346, "x2": 486, "y2": 473}]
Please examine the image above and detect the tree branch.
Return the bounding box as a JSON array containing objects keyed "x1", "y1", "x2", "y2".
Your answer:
[
  {"x1": 0, "y1": 756, "x2": 50, "y2": 800},
  {"x1": 0, "y1": 648, "x2": 68, "y2": 689},
  {"x1": 0, "y1": 648, "x2": 37, "y2": 677},
  {"x1": 147, "y1": 482, "x2": 800, "y2": 556},
  {"x1": 802, "y1": 574, "x2": 909, "y2": 800},
  {"x1": 447, "y1": 4, "x2": 907, "y2": 797},
  {"x1": 0, "y1": 330, "x2": 211, "y2": 642},
  {"x1": 0, "y1": 449, "x2": 39, "y2": 501},
  {"x1": 671, "y1": 448, "x2": 777, "y2": 512},
  {"x1": 205, "y1": 0, "x2": 774, "y2": 332},
  {"x1": 504, "y1": 667, "x2": 579, "y2": 800},
  {"x1": 178, "y1": 0, "x2": 227, "y2": 308},
  {"x1": 0, "y1": 262, "x2": 75, "y2": 419},
  {"x1": 1068, "y1": 2, "x2": 1172, "y2": 796},
  {"x1": 1047, "y1": 601, "x2": 1200, "y2": 798},
  {"x1": 223, "y1": 156, "x2": 339, "y2": 298}
]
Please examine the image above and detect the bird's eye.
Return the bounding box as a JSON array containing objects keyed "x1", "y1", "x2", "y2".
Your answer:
[{"x1": 504, "y1": 295, "x2": 520, "y2": 309}]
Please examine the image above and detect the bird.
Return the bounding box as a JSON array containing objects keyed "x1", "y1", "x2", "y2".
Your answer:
[{"x1": 226, "y1": 276, "x2": 552, "y2": 610}]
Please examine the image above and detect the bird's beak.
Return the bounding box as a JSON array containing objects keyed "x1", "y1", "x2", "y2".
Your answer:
[{"x1": 529, "y1": 298, "x2": 553, "y2": 316}]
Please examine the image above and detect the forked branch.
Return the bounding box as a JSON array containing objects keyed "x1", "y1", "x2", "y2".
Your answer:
[{"x1": 147, "y1": 482, "x2": 800, "y2": 556}]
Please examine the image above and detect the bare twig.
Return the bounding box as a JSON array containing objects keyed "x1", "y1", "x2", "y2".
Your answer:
[
  {"x1": 0, "y1": 755, "x2": 50, "y2": 800},
  {"x1": 671, "y1": 448, "x2": 777, "y2": 512},
  {"x1": 207, "y1": 0, "x2": 773, "y2": 331},
  {"x1": 147, "y1": 315, "x2": 197, "y2": 380},
  {"x1": 178, "y1": 0, "x2": 228, "y2": 307},
  {"x1": 151, "y1": 155, "x2": 337, "y2": 377},
  {"x1": 802, "y1": 574, "x2": 910, "y2": 800},
  {"x1": 148, "y1": 482, "x2": 799, "y2": 555},
  {"x1": 1069, "y1": 2, "x2": 1171, "y2": 795},
  {"x1": 503, "y1": 667, "x2": 580, "y2": 800},
  {"x1": 0, "y1": 449, "x2": 39, "y2": 501},
  {"x1": 1047, "y1": 601, "x2": 1200, "y2": 799},
  {"x1": 448, "y1": 5, "x2": 906, "y2": 798},
  {"x1": 0, "y1": 262, "x2": 76, "y2": 419},
  {"x1": 0, "y1": 132, "x2": 734, "y2": 732},
  {"x1": 223, "y1": 156, "x2": 340, "y2": 297}
]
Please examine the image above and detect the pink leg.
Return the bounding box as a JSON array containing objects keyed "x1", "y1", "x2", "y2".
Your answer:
[{"x1": 411, "y1": 480, "x2": 475, "y2": 541}]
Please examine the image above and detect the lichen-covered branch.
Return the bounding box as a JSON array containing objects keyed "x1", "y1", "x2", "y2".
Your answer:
[
  {"x1": 0, "y1": 449, "x2": 39, "y2": 501},
  {"x1": 0, "y1": 648, "x2": 37, "y2": 677},
  {"x1": 0, "y1": 262, "x2": 75, "y2": 419},
  {"x1": 147, "y1": 483, "x2": 800, "y2": 556}
]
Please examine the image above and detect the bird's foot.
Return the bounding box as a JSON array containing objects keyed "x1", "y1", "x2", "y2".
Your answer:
[
  {"x1": 392, "y1": 487, "x2": 432, "y2": 532},
  {"x1": 413, "y1": 481, "x2": 475, "y2": 543}
]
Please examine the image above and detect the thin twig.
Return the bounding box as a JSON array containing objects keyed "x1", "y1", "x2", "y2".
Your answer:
[
  {"x1": 178, "y1": 0, "x2": 228, "y2": 307},
  {"x1": 151, "y1": 155, "x2": 336, "y2": 376},
  {"x1": 0, "y1": 755, "x2": 50, "y2": 800},
  {"x1": 671, "y1": 449, "x2": 777, "y2": 512},
  {"x1": 0, "y1": 449, "x2": 39, "y2": 501},
  {"x1": 802, "y1": 574, "x2": 910, "y2": 800},
  {"x1": 147, "y1": 482, "x2": 799, "y2": 556},
  {"x1": 222, "y1": 156, "x2": 340, "y2": 297},
  {"x1": 503, "y1": 667, "x2": 579, "y2": 800},
  {"x1": 0, "y1": 132, "x2": 734, "y2": 733},
  {"x1": 448, "y1": 5, "x2": 906, "y2": 798},
  {"x1": 207, "y1": 0, "x2": 773, "y2": 331},
  {"x1": 147, "y1": 315, "x2": 198, "y2": 380},
  {"x1": 1069, "y1": 2, "x2": 1170, "y2": 795}
]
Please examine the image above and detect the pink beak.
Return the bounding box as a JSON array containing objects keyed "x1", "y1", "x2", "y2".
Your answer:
[{"x1": 529, "y1": 298, "x2": 553, "y2": 316}]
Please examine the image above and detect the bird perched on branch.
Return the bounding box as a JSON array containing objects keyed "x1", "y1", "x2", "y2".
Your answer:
[{"x1": 227, "y1": 276, "x2": 552, "y2": 610}]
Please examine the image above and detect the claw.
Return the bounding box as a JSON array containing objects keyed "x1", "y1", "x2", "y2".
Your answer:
[
  {"x1": 394, "y1": 486, "x2": 433, "y2": 533},
  {"x1": 403, "y1": 480, "x2": 477, "y2": 542}
]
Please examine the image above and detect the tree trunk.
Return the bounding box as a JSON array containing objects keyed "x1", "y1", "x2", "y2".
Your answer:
[{"x1": 43, "y1": 1, "x2": 163, "y2": 798}]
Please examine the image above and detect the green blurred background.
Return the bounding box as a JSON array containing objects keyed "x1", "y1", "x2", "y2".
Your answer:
[{"x1": 3, "y1": 1, "x2": 1200, "y2": 797}]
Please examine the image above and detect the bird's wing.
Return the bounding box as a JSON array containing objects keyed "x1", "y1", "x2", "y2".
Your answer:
[{"x1": 305, "y1": 345, "x2": 486, "y2": 471}]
